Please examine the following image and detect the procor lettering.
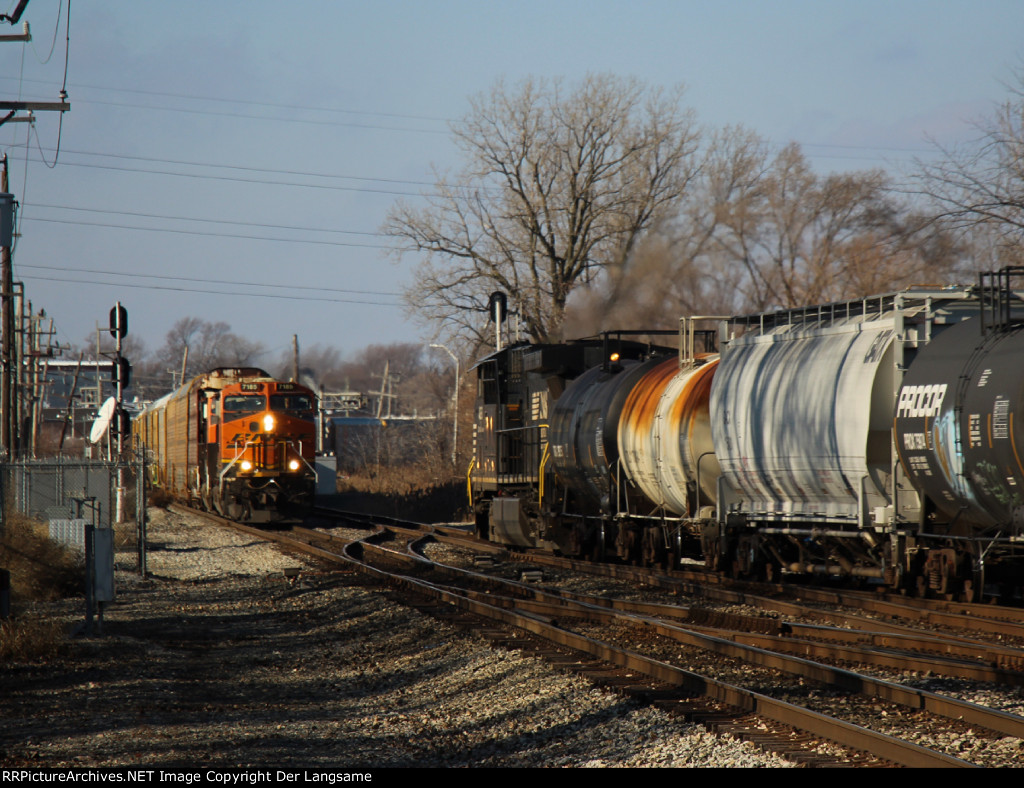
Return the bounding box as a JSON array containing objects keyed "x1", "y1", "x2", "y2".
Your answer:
[{"x1": 897, "y1": 383, "x2": 948, "y2": 419}]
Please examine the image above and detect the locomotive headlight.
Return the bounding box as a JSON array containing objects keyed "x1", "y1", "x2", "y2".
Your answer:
[
  {"x1": 263, "y1": 414, "x2": 275, "y2": 432},
  {"x1": 289, "y1": 459, "x2": 300, "y2": 471},
  {"x1": 240, "y1": 460, "x2": 253, "y2": 471}
]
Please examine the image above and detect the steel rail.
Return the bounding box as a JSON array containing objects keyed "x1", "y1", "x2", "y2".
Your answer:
[
  {"x1": 337, "y1": 539, "x2": 973, "y2": 768},
  {"x1": 188, "y1": 507, "x2": 983, "y2": 765},
  {"x1": 303, "y1": 511, "x2": 1024, "y2": 684},
  {"x1": 304, "y1": 516, "x2": 1024, "y2": 746},
  {"x1": 515, "y1": 549, "x2": 1024, "y2": 645}
]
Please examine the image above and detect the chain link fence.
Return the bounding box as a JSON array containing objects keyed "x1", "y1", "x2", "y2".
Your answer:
[{"x1": 0, "y1": 455, "x2": 148, "y2": 573}]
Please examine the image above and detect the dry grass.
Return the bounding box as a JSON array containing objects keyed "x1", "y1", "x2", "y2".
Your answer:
[
  {"x1": 0, "y1": 615, "x2": 66, "y2": 661},
  {"x1": 335, "y1": 467, "x2": 468, "y2": 524},
  {"x1": 147, "y1": 486, "x2": 173, "y2": 509},
  {"x1": 0, "y1": 511, "x2": 82, "y2": 601},
  {"x1": 0, "y1": 510, "x2": 82, "y2": 662}
]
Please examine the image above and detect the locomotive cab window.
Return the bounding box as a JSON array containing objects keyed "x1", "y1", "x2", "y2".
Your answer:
[
  {"x1": 270, "y1": 394, "x2": 315, "y2": 418},
  {"x1": 224, "y1": 394, "x2": 266, "y2": 416}
]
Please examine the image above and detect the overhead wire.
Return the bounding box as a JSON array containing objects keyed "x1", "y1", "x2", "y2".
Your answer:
[
  {"x1": 30, "y1": 0, "x2": 63, "y2": 64},
  {"x1": 18, "y1": 262, "x2": 402, "y2": 297},
  {"x1": 28, "y1": 202, "x2": 388, "y2": 238},
  {"x1": 29, "y1": 0, "x2": 69, "y2": 168},
  {"x1": 0, "y1": 76, "x2": 936, "y2": 164},
  {"x1": 0, "y1": 74, "x2": 451, "y2": 124},
  {"x1": 19, "y1": 273, "x2": 403, "y2": 306},
  {"x1": 21, "y1": 215, "x2": 397, "y2": 248},
  {"x1": 44, "y1": 146, "x2": 439, "y2": 187},
  {"x1": 32, "y1": 158, "x2": 435, "y2": 196},
  {"x1": 68, "y1": 97, "x2": 449, "y2": 135}
]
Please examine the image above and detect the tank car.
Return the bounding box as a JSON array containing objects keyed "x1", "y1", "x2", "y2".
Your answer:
[
  {"x1": 707, "y1": 286, "x2": 978, "y2": 589},
  {"x1": 134, "y1": 367, "x2": 317, "y2": 522}
]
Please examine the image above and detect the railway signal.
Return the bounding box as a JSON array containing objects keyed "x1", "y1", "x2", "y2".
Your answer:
[
  {"x1": 111, "y1": 357, "x2": 131, "y2": 389},
  {"x1": 109, "y1": 304, "x2": 128, "y2": 339}
]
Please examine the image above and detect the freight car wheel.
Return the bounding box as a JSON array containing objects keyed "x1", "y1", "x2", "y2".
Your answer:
[
  {"x1": 226, "y1": 496, "x2": 248, "y2": 521},
  {"x1": 964, "y1": 546, "x2": 985, "y2": 604},
  {"x1": 703, "y1": 537, "x2": 721, "y2": 571},
  {"x1": 589, "y1": 521, "x2": 607, "y2": 563},
  {"x1": 763, "y1": 559, "x2": 782, "y2": 583}
]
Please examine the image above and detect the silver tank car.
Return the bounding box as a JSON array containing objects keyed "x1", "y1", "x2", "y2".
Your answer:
[
  {"x1": 705, "y1": 287, "x2": 985, "y2": 586},
  {"x1": 710, "y1": 313, "x2": 899, "y2": 525}
]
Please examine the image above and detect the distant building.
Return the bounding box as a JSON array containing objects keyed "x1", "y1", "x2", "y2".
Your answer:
[
  {"x1": 327, "y1": 414, "x2": 437, "y2": 474},
  {"x1": 38, "y1": 359, "x2": 137, "y2": 451}
]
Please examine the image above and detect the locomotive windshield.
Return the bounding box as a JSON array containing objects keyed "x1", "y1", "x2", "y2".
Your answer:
[
  {"x1": 271, "y1": 393, "x2": 315, "y2": 419},
  {"x1": 224, "y1": 394, "x2": 266, "y2": 416}
]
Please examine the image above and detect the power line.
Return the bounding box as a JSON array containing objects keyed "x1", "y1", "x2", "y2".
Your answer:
[
  {"x1": 63, "y1": 96, "x2": 449, "y2": 135},
  {"x1": 20, "y1": 215, "x2": 398, "y2": 248},
  {"x1": 0, "y1": 78, "x2": 943, "y2": 165},
  {"x1": 17, "y1": 262, "x2": 402, "y2": 297},
  {"x1": 0, "y1": 75, "x2": 452, "y2": 124},
  {"x1": 35, "y1": 158, "x2": 434, "y2": 197},
  {"x1": 49, "y1": 146, "x2": 438, "y2": 187},
  {"x1": 28, "y1": 202, "x2": 387, "y2": 237},
  {"x1": 19, "y1": 273, "x2": 404, "y2": 306}
]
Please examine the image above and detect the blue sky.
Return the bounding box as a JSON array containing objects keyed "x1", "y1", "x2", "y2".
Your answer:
[{"x1": 1, "y1": 0, "x2": 1022, "y2": 373}]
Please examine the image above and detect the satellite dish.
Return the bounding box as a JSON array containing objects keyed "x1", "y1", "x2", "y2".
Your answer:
[{"x1": 89, "y1": 397, "x2": 117, "y2": 444}]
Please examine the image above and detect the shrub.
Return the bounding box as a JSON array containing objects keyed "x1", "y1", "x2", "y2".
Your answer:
[{"x1": 0, "y1": 510, "x2": 82, "y2": 603}]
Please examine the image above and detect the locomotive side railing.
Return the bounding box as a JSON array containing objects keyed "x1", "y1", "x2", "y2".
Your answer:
[
  {"x1": 978, "y1": 266, "x2": 1024, "y2": 334},
  {"x1": 495, "y1": 423, "x2": 545, "y2": 485},
  {"x1": 678, "y1": 316, "x2": 726, "y2": 368}
]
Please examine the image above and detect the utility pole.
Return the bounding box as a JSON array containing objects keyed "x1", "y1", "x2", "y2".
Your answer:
[
  {"x1": 373, "y1": 361, "x2": 398, "y2": 419},
  {"x1": 58, "y1": 352, "x2": 84, "y2": 454},
  {"x1": 0, "y1": 6, "x2": 72, "y2": 455},
  {"x1": 291, "y1": 334, "x2": 299, "y2": 382},
  {"x1": 1, "y1": 157, "x2": 13, "y2": 455},
  {"x1": 0, "y1": 6, "x2": 71, "y2": 120},
  {"x1": 430, "y1": 344, "x2": 460, "y2": 468}
]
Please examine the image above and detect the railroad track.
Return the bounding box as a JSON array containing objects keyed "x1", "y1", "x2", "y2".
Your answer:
[{"x1": 171, "y1": 504, "x2": 1024, "y2": 766}]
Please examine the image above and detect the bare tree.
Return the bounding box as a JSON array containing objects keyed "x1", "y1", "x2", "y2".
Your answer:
[
  {"x1": 915, "y1": 67, "x2": 1024, "y2": 259},
  {"x1": 151, "y1": 317, "x2": 266, "y2": 386},
  {"x1": 272, "y1": 343, "x2": 345, "y2": 390},
  {"x1": 385, "y1": 74, "x2": 702, "y2": 345},
  {"x1": 565, "y1": 131, "x2": 965, "y2": 333},
  {"x1": 563, "y1": 126, "x2": 763, "y2": 336}
]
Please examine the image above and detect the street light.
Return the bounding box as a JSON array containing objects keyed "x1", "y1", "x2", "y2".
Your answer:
[{"x1": 429, "y1": 343, "x2": 459, "y2": 467}]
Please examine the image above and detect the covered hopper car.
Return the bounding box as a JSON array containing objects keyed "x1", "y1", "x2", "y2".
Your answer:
[{"x1": 134, "y1": 367, "x2": 317, "y2": 522}]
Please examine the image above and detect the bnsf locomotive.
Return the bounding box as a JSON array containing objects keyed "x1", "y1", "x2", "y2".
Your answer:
[
  {"x1": 135, "y1": 367, "x2": 317, "y2": 522},
  {"x1": 469, "y1": 268, "x2": 1024, "y2": 600}
]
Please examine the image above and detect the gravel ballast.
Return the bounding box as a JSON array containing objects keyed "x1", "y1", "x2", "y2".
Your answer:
[{"x1": 2, "y1": 507, "x2": 795, "y2": 768}]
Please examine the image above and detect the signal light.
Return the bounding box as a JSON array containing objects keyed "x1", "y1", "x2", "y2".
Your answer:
[
  {"x1": 111, "y1": 357, "x2": 131, "y2": 388},
  {"x1": 109, "y1": 304, "x2": 128, "y2": 339},
  {"x1": 109, "y1": 408, "x2": 131, "y2": 437},
  {"x1": 488, "y1": 291, "x2": 507, "y2": 323}
]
